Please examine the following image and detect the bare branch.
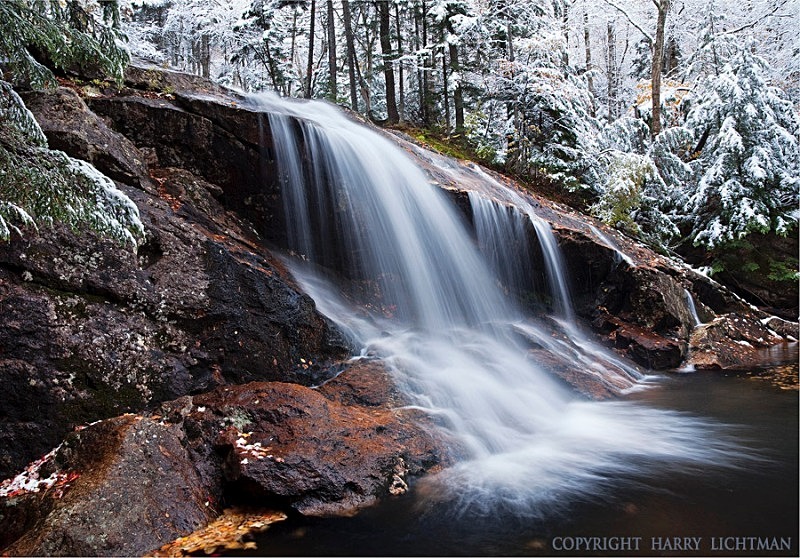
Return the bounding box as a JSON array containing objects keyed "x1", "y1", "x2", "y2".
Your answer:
[
  {"x1": 600, "y1": 0, "x2": 654, "y2": 45},
  {"x1": 722, "y1": 0, "x2": 790, "y2": 36}
]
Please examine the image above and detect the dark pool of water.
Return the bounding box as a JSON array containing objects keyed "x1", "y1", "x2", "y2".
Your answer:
[{"x1": 246, "y1": 364, "x2": 798, "y2": 557}]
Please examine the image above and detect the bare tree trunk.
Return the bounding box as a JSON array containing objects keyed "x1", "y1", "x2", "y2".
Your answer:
[
  {"x1": 377, "y1": 0, "x2": 399, "y2": 123},
  {"x1": 305, "y1": 0, "x2": 316, "y2": 98},
  {"x1": 606, "y1": 19, "x2": 618, "y2": 121},
  {"x1": 191, "y1": 39, "x2": 199, "y2": 75},
  {"x1": 583, "y1": 12, "x2": 595, "y2": 116},
  {"x1": 326, "y1": 0, "x2": 337, "y2": 101},
  {"x1": 289, "y1": 8, "x2": 298, "y2": 96},
  {"x1": 421, "y1": 0, "x2": 431, "y2": 125},
  {"x1": 414, "y1": 8, "x2": 425, "y2": 122},
  {"x1": 441, "y1": 9, "x2": 464, "y2": 133},
  {"x1": 200, "y1": 34, "x2": 210, "y2": 78},
  {"x1": 395, "y1": 2, "x2": 405, "y2": 122},
  {"x1": 358, "y1": 5, "x2": 374, "y2": 117},
  {"x1": 342, "y1": 0, "x2": 359, "y2": 111},
  {"x1": 442, "y1": 43, "x2": 450, "y2": 131},
  {"x1": 262, "y1": 44, "x2": 281, "y2": 93},
  {"x1": 562, "y1": 0, "x2": 570, "y2": 65},
  {"x1": 651, "y1": 0, "x2": 670, "y2": 136},
  {"x1": 504, "y1": 13, "x2": 519, "y2": 166},
  {"x1": 449, "y1": 43, "x2": 464, "y2": 132}
]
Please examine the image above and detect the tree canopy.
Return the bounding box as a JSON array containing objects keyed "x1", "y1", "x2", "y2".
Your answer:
[
  {"x1": 0, "y1": 0, "x2": 128, "y2": 88},
  {"x1": 1, "y1": 0, "x2": 797, "y2": 287}
]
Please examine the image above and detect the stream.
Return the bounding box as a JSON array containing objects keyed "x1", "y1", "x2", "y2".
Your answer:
[
  {"x1": 251, "y1": 361, "x2": 797, "y2": 556},
  {"x1": 240, "y1": 93, "x2": 797, "y2": 556}
]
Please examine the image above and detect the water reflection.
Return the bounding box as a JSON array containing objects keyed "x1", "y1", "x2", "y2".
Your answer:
[{"x1": 730, "y1": 342, "x2": 798, "y2": 391}]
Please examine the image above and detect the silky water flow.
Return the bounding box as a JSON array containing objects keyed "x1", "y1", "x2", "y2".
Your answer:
[{"x1": 249, "y1": 93, "x2": 746, "y2": 516}]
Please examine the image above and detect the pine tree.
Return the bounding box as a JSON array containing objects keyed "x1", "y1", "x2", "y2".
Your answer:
[
  {"x1": 0, "y1": 0, "x2": 128, "y2": 88},
  {"x1": 0, "y1": 82, "x2": 144, "y2": 245},
  {"x1": 591, "y1": 116, "x2": 684, "y2": 248},
  {"x1": 682, "y1": 47, "x2": 800, "y2": 249},
  {"x1": 0, "y1": 1, "x2": 143, "y2": 246}
]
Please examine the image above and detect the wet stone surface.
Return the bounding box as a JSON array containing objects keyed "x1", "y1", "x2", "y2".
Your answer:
[{"x1": 1, "y1": 63, "x2": 797, "y2": 556}]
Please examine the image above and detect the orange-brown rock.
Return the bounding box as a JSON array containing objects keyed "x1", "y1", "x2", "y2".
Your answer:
[
  {"x1": 688, "y1": 315, "x2": 785, "y2": 370},
  {"x1": 2, "y1": 416, "x2": 217, "y2": 557},
  {"x1": 192, "y1": 361, "x2": 447, "y2": 516}
]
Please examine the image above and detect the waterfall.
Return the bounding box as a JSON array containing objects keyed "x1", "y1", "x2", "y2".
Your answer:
[
  {"x1": 527, "y1": 216, "x2": 576, "y2": 323},
  {"x1": 467, "y1": 189, "x2": 643, "y2": 389},
  {"x1": 249, "y1": 94, "x2": 742, "y2": 515},
  {"x1": 589, "y1": 224, "x2": 636, "y2": 267},
  {"x1": 468, "y1": 192, "x2": 538, "y2": 301},
  {"x1": 684, "y1": 289, "x2": 704, "y2": 327}
]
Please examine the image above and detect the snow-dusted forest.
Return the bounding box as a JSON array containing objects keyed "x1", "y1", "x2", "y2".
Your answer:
[
  {"x1": 1, "y1": 0, "x2": 799, "y2": 301},
  {"x1": 121, "y1": 0, "x2": 799, "y2": 265}
]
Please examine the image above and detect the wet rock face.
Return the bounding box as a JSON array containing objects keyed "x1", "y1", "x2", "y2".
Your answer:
[
  {"x1": 196, "y1": 362, "x2": 446, "y2": 516},
  {"x1": 0, "y1": 83, "x2": 347, "y2": 480},
  {"x1": 87, "y1": 90, "x2": 288, "y2": 246},
  {"x1": 1, "y1": 362, "x2": 447, "y2": 556},
  {"x1": 2, "y1": 416, "x2": 217, "y2": 557},
  {"x1": 1, "y1": 69, "x2": 444, "y2": 556},
  {"x1": 586, "y1": 266, "x2": 693, "y2": 369},
  {"x1": 514, "y1": 218, "x2": 793, "y2": 371},
  {"x1": 0, "y1": 261, "x2": 196, "y2": 477},
  {"x1": 688, "y1": 315, "x2": 786, "y2": 370}
]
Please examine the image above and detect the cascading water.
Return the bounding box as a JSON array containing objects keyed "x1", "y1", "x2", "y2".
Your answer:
[
  {"x1": 264, "y1": 101, "x2": 510, "y2": 330},
  {"x1": 467, "y1": 192, "x2": 645, "y2": 392},
  {"x1": 685, "y1": 289, "x2": 704, "y2": 327},
  {"x1": 589, "y1": 223, "x2": 636, "y2": 268},
  {"x1": 249, "y1": 93, "x2": 744, "y2": 515},
  {"x1": 467, "y1": 193, "x2": 538, "y2": 301}
]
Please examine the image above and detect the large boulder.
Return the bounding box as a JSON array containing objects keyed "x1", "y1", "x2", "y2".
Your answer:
[
  {"x1": 0, "y1": 86, "x2": 348, "y2": 480},
  {"x1": 688, "y1": 315, "x2": 786, "y2": 370},
  {"x1": 198, "y1": 361, "x2": 446, "y2": 516},
  {"x1": 1, "y1": 361, "x2": 448, "y2": 555},
  {"x1": 1, "y1": 415, "x2": 217, "y2": 556}
]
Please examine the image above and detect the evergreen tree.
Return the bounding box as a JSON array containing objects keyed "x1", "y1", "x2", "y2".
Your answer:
[
  {"x1": 501, "y1": 28, "x2": 600, "y2": 187},
  {"x1": 591, "y1": 116, "x2": 684, "y2": 248},
  {"x1": 682, "y1": 47, "x2": 800, "y2": 249},
  {"x1": 0, "y1": 81, "x2": 144, "y2": 245},
  {"x1": 0, "y1": 1, "x2": 143, "y2": 246},
  {"x1": 0, "y1": 0, "x2": 128, "y2": 88}
]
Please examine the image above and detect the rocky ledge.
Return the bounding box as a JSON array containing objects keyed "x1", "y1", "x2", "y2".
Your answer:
[
  {"x1": 1, "y1": 63, "x2": 796, "y2": 556},
  {"x1": 396, "y1": 135, "x2": 797, "y2": 371},
  {"x1": 1, "y1": 361, "x2": 446, "y2": 556}
]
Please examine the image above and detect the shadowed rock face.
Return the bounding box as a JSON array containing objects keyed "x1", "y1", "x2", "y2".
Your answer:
[
  {"x1": 1, "y1": 63, "x2": 796, "y2": 556},
  {"x1": 0, "y1": 81, "x2": 348, "y2": 481},
  {"x1": 87, "y1": 90, "x2": 289, "y2": 246}
]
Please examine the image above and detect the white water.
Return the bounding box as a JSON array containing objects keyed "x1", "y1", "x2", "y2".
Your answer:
[
  {"x1": 589, "y1": 224, "x2": 636, "y2": 267},
  {"x1": 467, "y1": 192, "x2": 536, "y2": 299},
  {"x1": 250, "y1": 94, "x2": 744, "y2": 514},
  {"x1": 467, "y1": 192, "x2": 646, "y2": 391},
  {"x1": 684, "y1": 289, "x2": 704, "y2": 327}
]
